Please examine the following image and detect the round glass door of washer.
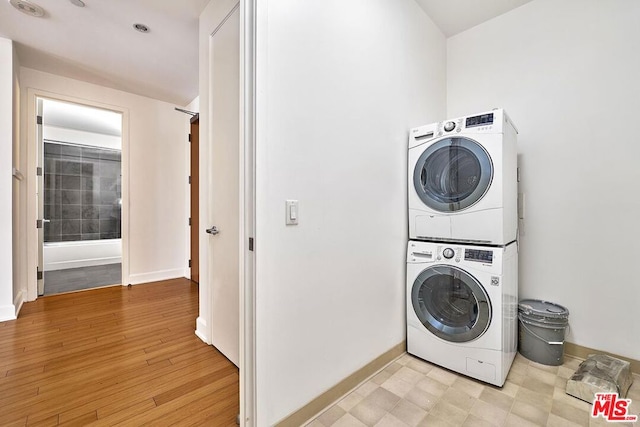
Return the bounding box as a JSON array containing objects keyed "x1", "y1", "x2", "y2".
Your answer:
[{"x1": 411, "y1": 265, "x2": 491, "y2": 343}]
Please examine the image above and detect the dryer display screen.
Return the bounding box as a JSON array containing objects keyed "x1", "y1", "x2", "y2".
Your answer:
[
  {"x1": 465, "y1": 249, "x2": 493, "y2": 264},
  {"x1": 465, "y1": 113, "x2": 494, "y2": 128}
]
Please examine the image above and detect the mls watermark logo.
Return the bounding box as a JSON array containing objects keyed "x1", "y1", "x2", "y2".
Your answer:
[{"x1": 591, "y1": 392, "x2": 638, "y2": 422}]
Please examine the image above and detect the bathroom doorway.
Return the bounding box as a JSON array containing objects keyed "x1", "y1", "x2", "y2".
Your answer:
[{"x1": 37, "y1": 98, "x2": 123, "y2": 296}]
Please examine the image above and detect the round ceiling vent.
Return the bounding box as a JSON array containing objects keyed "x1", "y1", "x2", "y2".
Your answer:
[
  {"x1": 133, "y1": 23, "x2": 150, "y2": 33},
  {"x1": 9, "y1": 0, "x2": 45, "y2": 17}
]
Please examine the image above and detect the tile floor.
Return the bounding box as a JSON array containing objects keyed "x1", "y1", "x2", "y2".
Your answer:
[
  {"x1": 44, "y1": 263, "x2": 122, "y2": 295},
  {"x1": 307, "y1": 352, "x2": 640, "y2": 427}
]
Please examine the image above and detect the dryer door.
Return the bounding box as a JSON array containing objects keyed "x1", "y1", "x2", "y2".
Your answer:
[
  {"x1": 411, "y1": 265, "x2": 491, "y2": 343},
  {"x1": 413, "y1": 137, "x2": 493, "y2": 212}
]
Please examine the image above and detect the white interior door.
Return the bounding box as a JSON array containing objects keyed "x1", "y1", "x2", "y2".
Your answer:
[{"x1": 207, "y1": 6, "x2": 240, "y2": 367}]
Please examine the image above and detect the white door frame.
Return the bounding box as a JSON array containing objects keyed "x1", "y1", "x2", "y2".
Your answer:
[
  {"x1": 197, "y1": 0, "x2": 256, "y2": 424},
  {"x1": 240, "y1": 0, "x2": 257, "y2": 424},
  {"x1": 25, "y1": 88, "x2": 130, "y2": 301}
]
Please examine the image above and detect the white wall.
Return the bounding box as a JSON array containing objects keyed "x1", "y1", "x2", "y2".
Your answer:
[
  {"x1": 0, "y1": 37, "x2": 16, "y2": 321},
  {"x1": 43, "y1": 126, "x2": 121, "y2": 150},
  {"x1": 254, "y1": 0, "x2": 446, "y2": 424},
  {"x1": 447, "y1": 0, "x2": 640, "y2": 360},
  {"x1": 20, "y1": 67, "x2": 188, "y2": 290}
]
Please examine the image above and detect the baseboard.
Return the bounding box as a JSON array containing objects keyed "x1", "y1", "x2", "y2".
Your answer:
[
  {"x1": 13, "y1": 289, "x2": 25, "y2": 318},
  {"x1": 127, "y1": 268, "x2": 185, "y2": 286},
  {"x1": 0, "y1": 303, "x2": 17, "y2": 322},
  {"x1": 275, "y1": 341, "x2": 406, "y2": 427},
  {"x1": 195, "y1": 316, "x2": 210, "y2": 344},
  {"x1": 564, "y1": 341, "x2": 640, "y2": 374}
]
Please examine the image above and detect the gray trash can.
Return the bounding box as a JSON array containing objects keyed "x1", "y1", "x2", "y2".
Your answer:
[{"x1": 518, "y1": 299, "x2": 570, "y2": 366}]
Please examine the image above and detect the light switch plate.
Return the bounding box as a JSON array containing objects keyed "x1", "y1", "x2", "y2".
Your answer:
[{"x1": 286, "y1": 200, "x2": 299, "y2": 225}]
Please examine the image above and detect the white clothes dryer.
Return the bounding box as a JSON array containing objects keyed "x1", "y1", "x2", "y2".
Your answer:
[
  {"x1": 406, "y1": 240, "x2": 518, "y2": 386},
  {"x1": 408, "y1": 109, "x2": 518, "y2": 245}
]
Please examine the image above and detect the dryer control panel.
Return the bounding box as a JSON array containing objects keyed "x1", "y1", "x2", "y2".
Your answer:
[
  {"x1": 465, "y1": 113, "x2": 494, "y2": 128},
  {"x1": 408, "y1": 108, "x2": 516, "y2": 150},
  {"x1": 440, "y1": 111, "x2": 496, "y2": 135}
]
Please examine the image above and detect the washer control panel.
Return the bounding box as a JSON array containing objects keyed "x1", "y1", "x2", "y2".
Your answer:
[
  {"x1": 464, "y1": 248, "x2": 494, "y2": 264},
  {"x1": 408, "y1": 242, "x2": 436, "y2": 263},
  {"x1": 436, "y1": 246, "x2": 462, "y2": 262}
]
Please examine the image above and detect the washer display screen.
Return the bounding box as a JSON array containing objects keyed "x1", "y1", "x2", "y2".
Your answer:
[{"x1": 464, "y1": 249, "x2": 493, "y2": 264}]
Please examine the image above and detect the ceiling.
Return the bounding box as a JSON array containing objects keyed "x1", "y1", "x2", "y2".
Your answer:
[
  {"x1": 0, "y1": 0, "x2": 209, "y2": 106},
  {"x1": 0, "y1": 0, "x2": 532, "y2": 106},
  {"x1": 415, "y1": 0, "x2": 534, "y2": 37}
]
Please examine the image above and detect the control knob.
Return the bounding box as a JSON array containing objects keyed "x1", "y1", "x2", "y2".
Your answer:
[
  {"x1": 444, "y1": 121, "x2": 456, "y2": 132},
  {"x1": 442, "y1": 248, "x2": 455, "y2": 259}
]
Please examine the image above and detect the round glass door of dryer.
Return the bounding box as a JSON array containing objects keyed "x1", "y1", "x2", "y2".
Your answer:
[
  {"x1": 411, "y1": 265, "x2": 491, "y2": 343},
  {"x1": 413, "y1": 137, "x2": 493, "y2": 212}
]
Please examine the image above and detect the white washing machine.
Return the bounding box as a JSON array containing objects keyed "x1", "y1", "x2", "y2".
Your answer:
[
  {"x1": 408, "y1": 109, "x2": 518, "y2": 245},
  {"x1": 406, "y1": 240, "x2": 518, "y2": 386}
]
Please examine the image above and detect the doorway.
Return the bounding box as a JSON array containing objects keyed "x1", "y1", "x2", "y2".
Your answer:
[
  {"x1": 37, "y1": 98, "x2": 124, "y2": 296},
  {"x1": 199, "y1": 0, "x2": 257, "y2": 424}
]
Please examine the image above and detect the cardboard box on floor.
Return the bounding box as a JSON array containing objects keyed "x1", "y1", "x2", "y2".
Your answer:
[{"x1": 566, "y1": 354, "x2": 634, "y2": 402}]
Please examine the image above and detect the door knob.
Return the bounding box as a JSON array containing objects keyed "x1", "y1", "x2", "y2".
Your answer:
[{"x1": 206, "y1": 226, "x2": 220, "y2": 235}]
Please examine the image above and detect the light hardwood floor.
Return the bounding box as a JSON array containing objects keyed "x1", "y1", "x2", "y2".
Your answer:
[{"x1": 0, "y1": 278, "x2": 239, "y2": 426}]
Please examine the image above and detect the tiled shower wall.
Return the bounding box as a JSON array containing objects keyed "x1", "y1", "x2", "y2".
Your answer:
[{"x1": 44, "y1": 142, "x2": 122, "y2": 242}]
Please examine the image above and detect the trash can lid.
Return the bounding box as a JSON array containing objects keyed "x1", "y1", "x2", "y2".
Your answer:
[{"x1": 518, "y1": 299, "x2": 569, "y2": 319}]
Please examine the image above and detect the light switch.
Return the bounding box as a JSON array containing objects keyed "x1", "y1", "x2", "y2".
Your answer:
[{"x1": 286, "y1": 200, "x2": 299, "y2": 225}]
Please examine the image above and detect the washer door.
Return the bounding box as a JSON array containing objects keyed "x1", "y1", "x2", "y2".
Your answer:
[
  {"x1": 411, "y1": 265, "x2": 491, "y2": 343},
  {"x1": 413, "y1": 137, "x2": 493, "y2": 212}
]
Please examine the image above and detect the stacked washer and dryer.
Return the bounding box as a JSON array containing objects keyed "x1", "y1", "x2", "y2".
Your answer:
[{"x1": 406, "y1": 109, "x2": 519, "y2": 387}]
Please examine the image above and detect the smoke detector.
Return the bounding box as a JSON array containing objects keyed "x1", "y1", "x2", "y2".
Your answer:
[
  {"x1": 133, "y1": 23, "x2": 150, "y2": 33},
  {"x1": 9, "y1": 0, "x2": 45, "y2": 17}
]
